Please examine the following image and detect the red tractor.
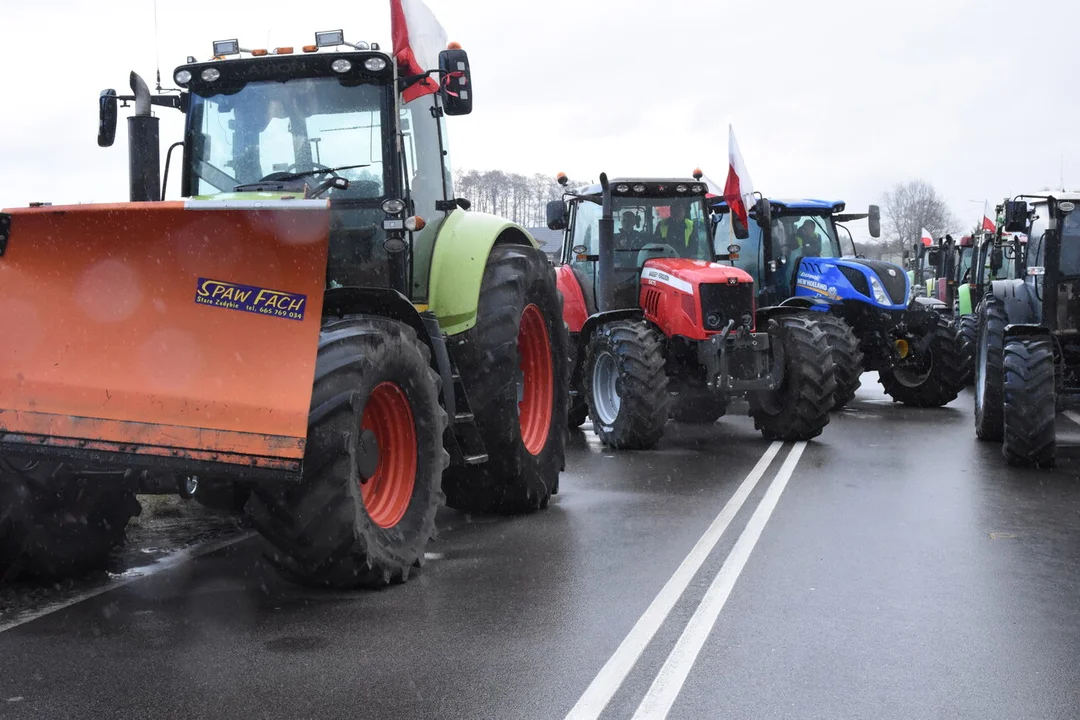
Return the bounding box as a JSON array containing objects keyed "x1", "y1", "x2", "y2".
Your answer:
[{"x1": 547, "y1": 172, "x2": 836, "y2": 449}]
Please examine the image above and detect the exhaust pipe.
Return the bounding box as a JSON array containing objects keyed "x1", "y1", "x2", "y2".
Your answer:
[
  {"x1": 127, "y1": 71, "x2": 161, "y2": 202},
  {"x1": 597, "y1": 172, "x2": 615, "y2": 312}
]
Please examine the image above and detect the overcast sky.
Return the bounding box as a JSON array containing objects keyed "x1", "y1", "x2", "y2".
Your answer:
[{"x1": 2, "y1": 0, "x2": 1078, "y2": 244}]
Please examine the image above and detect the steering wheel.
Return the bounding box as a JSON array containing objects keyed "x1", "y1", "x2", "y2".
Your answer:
[{"x1": 260, "y1": 162, "x2": 341, "y2": 183}]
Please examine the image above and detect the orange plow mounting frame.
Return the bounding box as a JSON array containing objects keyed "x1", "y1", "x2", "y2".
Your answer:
[{"x1": 0, "y1": 200, "x2": 331, "y2": 479}]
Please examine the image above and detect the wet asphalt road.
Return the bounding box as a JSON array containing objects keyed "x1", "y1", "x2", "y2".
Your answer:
[{"x1": 1, "y1": 378, "x2": 1079, "y2": 719}]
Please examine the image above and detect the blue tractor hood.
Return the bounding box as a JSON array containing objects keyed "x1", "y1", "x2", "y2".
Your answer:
[{"x1": 793, "y1": 257, "x2": 909, "y2": 311}]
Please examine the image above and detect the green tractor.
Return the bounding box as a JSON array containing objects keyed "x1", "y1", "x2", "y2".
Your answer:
[
  {"x1": 0, "y1": 31, "x2": 568, "y2": 585},
  {"x1": 973, "y1": 193, "x2": 1079, "y2": 467}
]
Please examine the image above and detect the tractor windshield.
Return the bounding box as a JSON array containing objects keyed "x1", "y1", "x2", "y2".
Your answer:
[
  {"x1": 1060, "y1": 210, "x2": 1080, "y2": 277},
  {"x1": 611, "y1": 195, "x2": 712, "y2": 262},
  {"x1": 186, "y1": 77, "x2": 389, "y2": 199}
]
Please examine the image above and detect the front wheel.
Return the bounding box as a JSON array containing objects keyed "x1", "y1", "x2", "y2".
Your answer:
[
  {"x1": 957, "y1": 314, "x2": 977, "y2": 386},
  {"x1": 816, "y1": 313, "x2": 863, "y2": 410},
  {"x1": 974, "y1": 296, "x2": 1007, "y2": 440},
  {"x1": 247, "y1": 316, "x2": 447, "y2": 589},
  {"x1": 748, "y1": 315, "x2": 836, "y2": 441},
  {"x1": 442, "y1": 244, "x2": 569, "y2": 515},
  {"x1": 585, "y1": 320, "x2": 670, "y2": 449},
  {"x1": 878, "y1": 312, "x2": 965, "y2": 407},
  {"x1": 1002, "y1": 337, "x2": 1056, "y2": 467}
]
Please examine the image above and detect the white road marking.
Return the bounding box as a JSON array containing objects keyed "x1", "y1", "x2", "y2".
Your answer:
[
  {"x1": 563, "y1": 441, "x2": 784, "y2": 720},
  {"x1": 0, "y1": 531, "x2": 255, "y2": 635},
  {"x1": 630, "y1": 442, "x2": 808, "y2": 719},
  {"x1": 1062, "y1": 410, "x2": 1080, "y2": 428}
]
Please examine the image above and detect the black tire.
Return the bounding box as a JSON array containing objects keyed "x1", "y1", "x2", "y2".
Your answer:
[
  {"x1": 878, "y1": 311, "x2": 966, "y2": 407},
  {"x1": 747, "y1": 315, "x2": 836, "y2": 441},
  {"x1": 0, "y1": 460, "x2": 139, "y2": 582},
  {"x1": 247, "y1": 316, "x2": 447, "y2": 589},
  {"x1": 817, "y1": 313, "x2": 864, "y2": 410},
  {"x1": 568, "y1": 397, "x2": 589, "y2": 428},
  {"x1": 974, "y1": 296, "x2": 1007, "y2": 440},
  {"x1": 670, "y1": 387, "x2": 726, "y2": 423},
  {"x1": 585, "y1": 319, "x2": 670, "y2": 449},
  {"x1": 442, "y1": 244, "x2": 569, "y2": 514},
  {"x1": 957, "y1": 314, "x2": 977, "y2": 386},
  {"x1": 1002, "y1": 337, "x2": 1057, "y2": 467}
]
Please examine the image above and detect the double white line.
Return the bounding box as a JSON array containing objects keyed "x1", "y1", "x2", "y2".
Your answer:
[{"x1": 565, "y1": 440, "x2": 807, "y2": 720}]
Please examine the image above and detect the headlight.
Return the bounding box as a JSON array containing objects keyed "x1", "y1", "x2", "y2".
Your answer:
[
  {"x1": 200, "y1": 68, "x2": 220, "y2": 82},
  {"x1": 616, "y1": 184, "x2": 629, "y2": 193},
  {"x1": 869, "y1": 275, "x2": 892, "y2": 305},
  {"x1": 331, "y1": 59, "x2": 352, "y2": 73},
  {"x1": 175, "y1": 70, "x2": 192, "y2": 84},
  {"x1": 364, "y1": 57, "x2": 387, "y2": 72},
  {"x1": 382, "y1": 199, "x2": 405, "y2": 214},
  {"x1": 633, "y1": 184, "x2": 646, "y2": 192},
  {"x1": 676, "y1": 185, "x2": 687, "y2": 193}
]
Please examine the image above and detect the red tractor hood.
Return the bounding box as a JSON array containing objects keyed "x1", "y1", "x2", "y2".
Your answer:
[{"x1": 641, "y1": 258, "x2": 750, "y2": 290}]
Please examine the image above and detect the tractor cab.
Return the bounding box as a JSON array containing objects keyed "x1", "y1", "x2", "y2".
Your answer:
[
  {"x1": 551, "y1": 176, "x2": 714, "y2": 314},
  {"x1": 96, "y1": 31, "x2": 473, "y2": 301}
]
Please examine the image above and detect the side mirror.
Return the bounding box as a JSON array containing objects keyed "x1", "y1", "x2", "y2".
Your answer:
[
  {"x1": 546, "y1": 199, "x2": 568, "y2": 231},
  {"x1": 754, "y1": 197, "x2": 771, "y2": 229},
  {"x1": 98, "y1": 89, "x2": 118, "y2": 147},
  {"x1": 455, "y1": 197, "x2": 471, "y2": 211},
  {"x1": 990, "y1": 247, "x2": 1004, "y2": 272},
  {"x1": 1004, "y1": 200, "x2": 1029, "y2": 233},
  {"x1": 868, "y1": 204, "x2": 881, "y2": 238},
  {"x1": 902, "y1": 249, "x2": 910, "y2": 260},
  {"x1": 438, "y1": 48, "x2": 472, "y2": 116},
  {"x1": 927, "y1": 248, "x2": 941, "y2": 267}
]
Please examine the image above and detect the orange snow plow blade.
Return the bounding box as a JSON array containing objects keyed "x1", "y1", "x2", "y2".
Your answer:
[{"x1": 0, "y1": 200, "x2": 331, "y2": 477}]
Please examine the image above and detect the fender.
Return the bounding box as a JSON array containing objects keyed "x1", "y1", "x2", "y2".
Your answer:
[
  {"x1": 1004, "y1": 324, "x2": 1052, "y2": 340},
  {"x1": 958, "y1": 283, "x2": 973, "y2": 316},
  {"x1": 323, "y1": 286, "x2": 457, "y2": 422},
  {"x1": 756, "y1": 304, "x2": 824, "y2": 325},
  {"x1": 910, "y1": 296, "x2": 949, "y2": 313},
  {"x1": 576, "y1": 309, "x2": 645, "y2": 365},
  {"x1": 778, "y1": 296, "x2": 835, "y2": 312},
  {"x1": 556, "y1": 264, "x2": 589, "y2": 333},
  {"x1": 989, "y1": 278, "x2": 1038, "y2": 326},
  {"x1": 427, "y1": 209, "x2": 541, "y2": 336}
]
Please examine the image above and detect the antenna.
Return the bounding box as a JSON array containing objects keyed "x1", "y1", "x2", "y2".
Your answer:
[
  {"x1": 1061, "y1": 153, "x2": 1065, "y2": 191},
  {"x1": 153, "y1": 0, "x2": 162, "y2": 92}
]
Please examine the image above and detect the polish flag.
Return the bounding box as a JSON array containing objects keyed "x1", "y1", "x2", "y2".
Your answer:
[
  {"x1": 981, "y1": 200, "x2": 996, "y2": 232},
  {"x1": 920, "y1": 228, "x2": 934, "y2": 247},
  {"x1": 391, "y1": 0, "x2": 449, "y2": 102},
  {"x1": 723, "y1": 125, "x2": 755, "y2": 230}
]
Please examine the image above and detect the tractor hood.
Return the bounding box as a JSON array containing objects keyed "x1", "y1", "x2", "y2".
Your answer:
[
  {"x1": 641, "y1": 257, "x2": 752, "y2": 290},
  {"x1": 794, "y1": 257, "x2": 909, "y2": 311}
]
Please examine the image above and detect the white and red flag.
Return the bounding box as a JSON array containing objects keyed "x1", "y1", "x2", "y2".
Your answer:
[
  {"x1": 391, "y1": 0, "x2": 449, "y2": 102},
  {"x1": 723, "y1": 125, "x2": 755, "y2": 230},
  {"x1": 920, "y1": 227, "x2": 934, "y2": 246},
  {"x1": 981, "y1": 201, "x2": 996, "y2": 232}
]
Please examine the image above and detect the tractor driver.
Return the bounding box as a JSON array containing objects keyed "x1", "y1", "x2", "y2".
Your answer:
[
  {"x1": 656, "y1": 202, "x2": 695, "y2": 249},
  {"x1": 616, "y1": 210, "x2": 648, "y2": 251}
]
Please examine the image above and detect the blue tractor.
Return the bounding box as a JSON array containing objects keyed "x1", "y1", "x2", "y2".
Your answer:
[{"x1": 711, "y1": 197, "x2": 965, "y2": 409}]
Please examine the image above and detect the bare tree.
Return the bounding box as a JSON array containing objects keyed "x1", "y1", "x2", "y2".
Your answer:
[
  {"x1": 880, "y1": 180, "x2": 960, "y2": 254},
  {"x1": 452, "y1": 168, "x2": 588, "y2": 227}
]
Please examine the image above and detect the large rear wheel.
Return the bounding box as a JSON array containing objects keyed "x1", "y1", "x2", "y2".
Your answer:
[
  {"x1": 247, "y1": 316, "x2": 447, "y2": 589},
  {"x1": 0, "y1": 461, "x2": 139, "y2": 582},
  {"x1": 748, "y1": 316, "x2": 836, "y2": 441},
  {"x1": 1002, "y1": 337, "x2": 1057, "y2": 467},
  {"x1": 442, "y1": 244, "x2": 569, "y2": 514},
  {"x1": 585, "y1": 320, "x2": 670, "y2": 449},
  {"x1": 974, "y1": 296, "x2": 1007, "y2": 440}
]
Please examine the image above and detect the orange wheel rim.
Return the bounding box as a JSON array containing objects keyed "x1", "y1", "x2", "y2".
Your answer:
[
  {"x1": 359, "y1": 382, "x2": 417, "y2": 529},
  {"x1": 518, "y1": 303, "x2": 554, "y2": 456}
]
